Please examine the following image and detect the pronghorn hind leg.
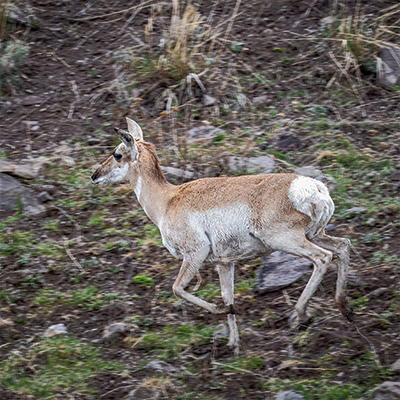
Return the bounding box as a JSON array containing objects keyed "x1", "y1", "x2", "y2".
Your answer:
[
  {"x1": 255, "y1": 230, "x2": 333, "y2": 328},
  {"x1": 193, "y1": 271, "x2": 203, "y2": 292},
  {"x1": 217, "y1": 263, "x2": 240, "y2": 354},
  {"x1": 310, "y1": 233, "x2": 353, "y2": 322}
]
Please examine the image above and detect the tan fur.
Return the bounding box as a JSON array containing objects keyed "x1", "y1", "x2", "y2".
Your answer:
[{"x1": 91, "y1": 118, "x2": 353, "y2": 354}]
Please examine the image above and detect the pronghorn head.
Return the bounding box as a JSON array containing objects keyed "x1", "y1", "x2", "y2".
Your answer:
[{"x1": 91, "y1": 117, "x2": 143, "y2": 185}]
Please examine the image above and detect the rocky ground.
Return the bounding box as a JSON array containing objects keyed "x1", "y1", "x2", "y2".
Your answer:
[{"x1": 1, "y1": 0, "x2": 400, "y2": 399}]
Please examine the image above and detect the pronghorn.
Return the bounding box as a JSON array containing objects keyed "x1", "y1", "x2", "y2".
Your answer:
[{"x1": 91, "y1": 117, "x2": 353, "y2": 353}]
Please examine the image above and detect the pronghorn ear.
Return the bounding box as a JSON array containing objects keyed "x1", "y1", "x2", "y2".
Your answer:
[
  {"x1": 115, "y1": 127, "x2": 136, "y2": 149},
  {"x1": 126, "y1": 117, "x2": 143, "y2": 141}
]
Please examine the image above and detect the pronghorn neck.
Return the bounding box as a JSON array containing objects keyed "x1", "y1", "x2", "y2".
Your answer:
[{"x1": 129, "y1": 141, "x2": 175, "y2": 227}]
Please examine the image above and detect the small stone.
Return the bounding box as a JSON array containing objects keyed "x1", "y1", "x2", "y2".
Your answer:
[
  {"x1": 187, "y1": 125, "x2": 224, "y2": 143},
  {"x1": 0, "y1": 173, "x2": 46, "y2": 215},
  {"x1": 59, "y1": 156, "x2": 75, "y2": 166},
  {"x1": 145, "y1": 360, "x2": 178, "y2": 373},
  {"x1": 41, "y1": 185, "x2": 57, "y2": 195},
  {"x1": 345, "y1": 207, "x2": 366, "y2": 214},
  {"x1": 390, "y1": 359, "x2": 400, "y2": 372},
  {"x1": 325, "y1": 224, "x2": 335, "y2": 232},
  {"x1": 229, "y1": 156, "x2": 275, "y2": 175},
  {"x1": 128, "y1": 387, "x2": 158, "y2": 400},
  {"x1": 390, "y1": 170, "x2": 400, "y2": 181},
  {"x1": 22, "y1": 95, "x2": 43, "y2": 106},
  {"x1": 379, "y1": 46, "x2": 400, "y2": 89},
  {"x1": 294, "y1": 166, "x2": 322, "y2": 178},
  {"x1": 161, "y1": 166, "x2": 195, "y2": 183},
  {"x1": 368, "y1": 288, "x2": 388, "y2": 298},
  {"x1": 102, "y1": 322, "x2": 127, "y2": 342},
  {"x1": 213, "y1": 326, "x2": 229, "y2": 338},
  {"x1": 202, "y1": 94, "x2": 217, "y2": 106},
  {"x1": 43, "y1": 324, "x2": 68, "y2": 337},
  {"x1": 253, "y1": 95, "x2": 271, "y2": 106},
  {"x1": 88, "y1": 138, "x2": 101, "y2": 145},
  {"x1": 320, "y1": 16, "x2": 335, "y2": 28},
  {"x1": 275, "y1": 391, "x2": 305, "y2": 400},
  {"x1": 37, "y1": 191, "x2": 54, "y2": 203},
  {"x1": 372, "y1": 381, "x2": 400, "y2": 399},
  {"x1": 269, "y1": 131, "x2": 305, "y2": 151}
]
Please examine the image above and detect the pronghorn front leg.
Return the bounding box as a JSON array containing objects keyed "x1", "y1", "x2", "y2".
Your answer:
[
  {"x1": 172, "y1": 248, "x2": 231, "y2": 315},
  {"x1": 217, "y1": 263, "x2": 240, "y2": 354}
]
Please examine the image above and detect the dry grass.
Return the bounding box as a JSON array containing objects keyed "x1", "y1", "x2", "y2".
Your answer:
[{"x1": 0, "y1": 0, "x2": 11, "y2": 38}]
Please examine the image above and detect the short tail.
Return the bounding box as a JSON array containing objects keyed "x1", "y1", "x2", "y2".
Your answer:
[{"x1": 288, "y1": 176, "x2": 334, "y2": 239}]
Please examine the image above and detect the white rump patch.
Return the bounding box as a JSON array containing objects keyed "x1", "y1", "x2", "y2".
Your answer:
[{"x1": 288, "y1": 176, "x2": 334, "y2": 238}]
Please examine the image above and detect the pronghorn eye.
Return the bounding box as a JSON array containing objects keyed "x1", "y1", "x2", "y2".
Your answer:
[{"x1": 113, "y1": 153, "x2": 122, "y2": 161}]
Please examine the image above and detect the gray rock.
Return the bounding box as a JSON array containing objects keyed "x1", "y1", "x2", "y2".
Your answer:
[
  {"x1": 275, "y1": 391, "x2": 305, "y2": 400},
  {"x1": 187, "y1": 125, "x2": 224, "y2": 142},
  {"x1": 229, "y1": 156, "x2": 275, "y2": 175},
  {"x1": 320, "y1": 16, "x2": 335, "y2": 28},
  {"x1": 213, "y1": 326, "x2": 229, "y2": 338},
  {"x1": 253, "y1": 95, "x2": 271, "y2": 106},
  {"x1": 256, "y1": 252, "x2": 313, "y2": 293},
  {"x1": 372, "y1": 381, "x2": 400, "y2": 400},
  {"x1": 145, "y1": 360, "x2": 179, "y2": 373},
  {"x1": 43, "y1": 324, "x2": 68, "y2": 337},
  {"x1": 128, "y1": 387, "x2": 158, "y2": 400},
  {"x1": 0, "y1": 173, "x2": 46, "y2": 215},
  {"x1": 41, "y1": 185, "x2": 57, "y2": 195},
  {"x1": 294, "y1": 166, "x2": 322, "y2": 178},
  {"x1": 379, "y1": 46, "x2": 400, "y2": 89},
  {"x1": 269, "y1": 131, "x2": 306, "y2": 151},
  {"x1": 391, "y1": 359, "x2": 400, "y2": 372},
  {"x1": 202, "y1": 94, "x2": 217, "y2": 106},
  {"x1": 368, "y1": 288, "x2": 389, "y2": 298},
  {"x1": 345, "y1": 207, "x2": 366, "y2": 214},
  {"x1": 8, "y1": 4, "x2": 39, "y2": 27},
  {"x1": 390, "y1": 171, "x2": 400, "y2": 181},
  {"x1": 315, "y1": 175, "x2": 337, "y2": 192},
  {"x1": 161, "y1": 166, "x2": 195, "y2": 183},
  {"x1": 325, "y1": 224, "x2": 335, "y2": 232},
  {"x1": 0, "y1": 159, "x2": 47, "y2": 179},
  {"x1": 22, "y1": 95, "x2": 43, "y2": 106},
  {"x1": 102, "y1": 322, "x2": 127, "y2": 342},
  {"x1": 37, "y1": 191, "x2": 54, "y2": 203}
]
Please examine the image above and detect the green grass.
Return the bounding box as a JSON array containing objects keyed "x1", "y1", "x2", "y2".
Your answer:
[
  {"x1": 267, "y1": 378, "x2": 367, "y2": 400},
  {"x1": 132, "y1": 273, "x2": 155, "y2": 287},
  {"x1": 0, "y1": 336, "x2": 123, "y2": 399},
  {"x1": 142, "y1": 324, "x2": 214, "y2": 358},
  {"x1": 34, "y1": 285, "x2": 105, "y2": 310}
]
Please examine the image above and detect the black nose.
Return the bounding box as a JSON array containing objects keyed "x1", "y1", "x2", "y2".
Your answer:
[{"x1": 91, "y1": 169, "x2": 99, "y2": 182}]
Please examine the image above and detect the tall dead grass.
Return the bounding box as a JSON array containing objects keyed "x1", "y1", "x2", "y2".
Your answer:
[{"x1": 0, "y1": 0, "x2": 11, "y2": 38}]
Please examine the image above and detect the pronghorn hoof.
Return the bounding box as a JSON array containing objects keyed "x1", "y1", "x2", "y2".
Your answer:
[
  {"x1": 228, "y1": 342, "x2": 241, "y2": 355},
  {"x1": 341, "y1": 306, "x2": 354, "y2": 323},
  {"x1": 289, "y1": 311, "x2": 312, "y2": 330}
]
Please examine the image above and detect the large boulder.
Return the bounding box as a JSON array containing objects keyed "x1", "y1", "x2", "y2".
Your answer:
[
  {"x1": 256, "y1": 251, "x2": 313, "y2": 293},
  {"x1": 0, "y1": 173, "x2": 46, "y2": 215},
  {"x1": 379, "y1": 46, "x2": 400, "y2": 89},
  {"x1": 372, "y1": 381, "x2": 400, "y2": 400}
]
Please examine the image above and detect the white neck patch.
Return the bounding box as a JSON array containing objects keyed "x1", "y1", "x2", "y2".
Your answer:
[{"x1": 134, "y1": 176, "x2": 142, "y2": 200}]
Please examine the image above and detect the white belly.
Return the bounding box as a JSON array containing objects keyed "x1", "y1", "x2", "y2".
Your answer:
[{"x1": 161, "y1": 203, "x2": 269, "y2": 262}]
